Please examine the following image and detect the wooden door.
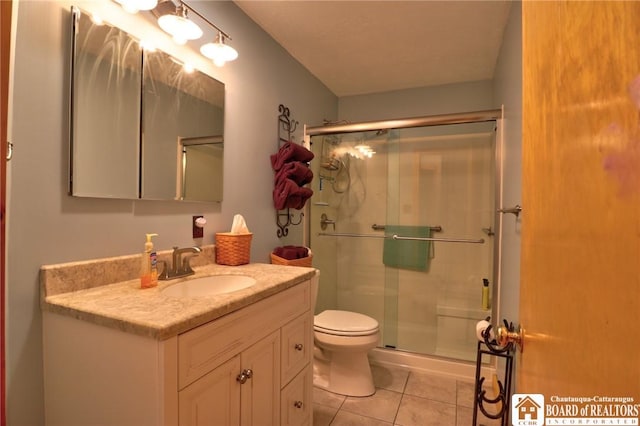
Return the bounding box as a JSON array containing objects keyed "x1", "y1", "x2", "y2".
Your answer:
[{"x1": 521, "y1": 0, "x2": 640, "y2": 398}]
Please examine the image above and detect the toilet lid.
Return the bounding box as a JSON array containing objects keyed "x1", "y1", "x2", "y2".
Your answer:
[{"x1": 314, "y1": 310, "x2": 379, "y2": 336}]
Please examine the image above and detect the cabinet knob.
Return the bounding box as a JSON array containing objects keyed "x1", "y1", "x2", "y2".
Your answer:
[
  {"x1": 294, "y1": 401, "x2": 303, "y2": 409},
  {"x1": 294, "y1": 343, "x2": 304, "y2": 351},
  {"x1": 236, "y1": 369, "x2": 253, "y2": 384}
]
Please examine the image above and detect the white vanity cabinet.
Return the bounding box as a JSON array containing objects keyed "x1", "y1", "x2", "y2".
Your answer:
[
  {"x1": 43, "y1": 278, "x2": 313, "y2": 426},
  {"x1": 176, "y1": 281, "x2": 312, "y2": 426}
]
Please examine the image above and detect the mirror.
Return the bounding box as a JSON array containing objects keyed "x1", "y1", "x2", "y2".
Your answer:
[
  {"x1": 142, "y1": 49, "x2": 224, "y2": 201},
  {"x1": 179, "y1": 136, "x2": 223, "y2": 201},
  {"x1": 69, "y1": 6, "x2": 225, "y2": 202},
  {"x1": 70, "y1": 7, "x2": 141, "y2": 198}
]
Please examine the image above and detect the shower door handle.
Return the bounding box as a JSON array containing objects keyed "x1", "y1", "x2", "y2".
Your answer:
[{"x1": 320, "y1": 214, "x2": 336, "y2": 231}]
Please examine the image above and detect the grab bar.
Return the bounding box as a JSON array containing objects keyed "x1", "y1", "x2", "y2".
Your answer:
[
  {"x1": 318, "y1": 232, "x2": 484, "y2": 244},
  {"x1": 371, "y1": 224, "x2": 443, "y2": 232}
]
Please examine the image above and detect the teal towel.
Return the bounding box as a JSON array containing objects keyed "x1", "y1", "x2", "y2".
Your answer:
[{"x1": 383, "y1": 226, "x2": 431, "y2": 271}]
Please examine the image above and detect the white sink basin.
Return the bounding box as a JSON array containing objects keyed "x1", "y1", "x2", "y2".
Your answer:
[{"x1": 161, "y1": 275, "x2": 257, "y2": 297}]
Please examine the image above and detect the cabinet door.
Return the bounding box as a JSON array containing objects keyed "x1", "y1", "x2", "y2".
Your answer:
[
  {"x1": 281, "y1": 313, "x2": 312, "y2": 386},
  {"x1": 240, "y1": 331, "x2": 281, "y2": 426},
  {"x1": 179, "y1": 355, "x2": 241, "y2": 426},
  {"x1": 281, "y1": 366, "x2": 312, "y2": 426}
]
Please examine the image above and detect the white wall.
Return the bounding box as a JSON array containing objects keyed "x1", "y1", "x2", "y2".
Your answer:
[
  {"x1": 6, "y1": 1, "x2": 337, "y2": 424},
  {"x1": 492, "y1": 1, "x2": 522, "y2": 328}
]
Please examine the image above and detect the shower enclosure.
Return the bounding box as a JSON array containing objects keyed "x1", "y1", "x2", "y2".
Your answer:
[{"x1": 306, "y1": 110, "x2": 501, "y2": 363}]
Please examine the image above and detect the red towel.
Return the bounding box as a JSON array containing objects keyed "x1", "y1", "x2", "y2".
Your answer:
[
  {"x1": 275, "y1": 161, "x2": 313, "y2": 187},
  {"x1": 273, "y1": 178, "x2": 314, "y2": 210},
  {"x1": 270, "y1": 142, "x2": 315, "y2": 171},
  {"x1": 273, "y1": 246, "x2": 309, "y2": 260}
]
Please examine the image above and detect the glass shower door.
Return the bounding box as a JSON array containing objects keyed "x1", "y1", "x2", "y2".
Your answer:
[{"x1": 309, "y1": 121, "x2": 496, "y2": 362}]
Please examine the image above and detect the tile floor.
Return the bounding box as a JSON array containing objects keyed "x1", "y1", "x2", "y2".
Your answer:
[{"x1": 312, "y1": 363, "x2": 502, "y2": 426}]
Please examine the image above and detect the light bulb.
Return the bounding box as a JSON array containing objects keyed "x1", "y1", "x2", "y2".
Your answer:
[
  {"x1": 117, "y1": 0, "x2": 158, "y2": 13},
  {"x1": 200, "y1": 32, "x2": 238, "y2": 66},
  {"x1": 157, "y1": 7, "x2": 203, "y2": 43}
]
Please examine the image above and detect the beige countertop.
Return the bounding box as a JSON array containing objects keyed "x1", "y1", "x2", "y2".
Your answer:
[{"x1": 42, "y1": 260, "x2": 316, "y2": 340}]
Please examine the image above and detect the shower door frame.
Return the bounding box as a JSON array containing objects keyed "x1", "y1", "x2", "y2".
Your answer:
[{"x1": 304, "y1": 108, "x2": 504, "y2": 362}]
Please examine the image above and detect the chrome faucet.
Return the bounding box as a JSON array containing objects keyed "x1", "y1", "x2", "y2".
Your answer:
[{"x1": 159, "y1": 246, "x2": 202, "y2": 280}]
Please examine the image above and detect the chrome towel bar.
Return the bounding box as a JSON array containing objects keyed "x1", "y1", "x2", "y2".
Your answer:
[
  {"x1": 371, "y1": 224, "x2": 443, "y2": 232},
  {"x1": 318, "y1": 232, "x2": 484, "y2": 244}
]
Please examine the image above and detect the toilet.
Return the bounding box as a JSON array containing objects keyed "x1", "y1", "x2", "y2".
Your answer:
[{"x1": 311, "y1": 272, "x2": 380, "y2": 397}]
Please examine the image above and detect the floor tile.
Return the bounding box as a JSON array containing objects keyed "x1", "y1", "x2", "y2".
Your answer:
[
  {"x1": 312, "y1": 363, "x2": 505, "y2": 425},
  {"x1": 456, "y1": 405, "x2": 503, "y2": 426},
  {"x1": 395, "y1": 394, "x2": 456, "y2": 426},
  {"x1": 314, "y1": 386, "x2": 347, "y2": 409},
  {"x1": 313, "y1": 403, "x2": 340, "y2": 426},
  {"x1": 456, "y1": 380, "x2": 476, "y2": 408},
  {"x1": 404, "y1": 371, "x2": 457, "y2": 404},
  {"x1": 371, "y1": 363, "x2": 409, "y2": 393},
  {"x1": 340, "y1": 388, "x2": 402, "y2": 423},
  {"x1": 330, "y1": 410, "x2": 393, "y2": 426}
]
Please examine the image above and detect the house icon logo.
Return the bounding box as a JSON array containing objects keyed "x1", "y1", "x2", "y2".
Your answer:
[{"x1": 512, "y1": 394, "x2": 544, "y2": 426}]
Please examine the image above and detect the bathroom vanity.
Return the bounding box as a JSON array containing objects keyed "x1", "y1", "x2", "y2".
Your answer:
[{"x1": 41, "y1": 251, "x2": 316, "y2": 426}]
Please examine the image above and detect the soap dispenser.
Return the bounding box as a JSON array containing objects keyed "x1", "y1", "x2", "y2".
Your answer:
[{"x1": 140, "y1": 233, "x2": 159, "y2": 289}]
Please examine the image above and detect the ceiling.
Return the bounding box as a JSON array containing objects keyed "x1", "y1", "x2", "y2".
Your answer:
[{"x1": 233, "y1": 1, "x2": 512, "y2": 97}]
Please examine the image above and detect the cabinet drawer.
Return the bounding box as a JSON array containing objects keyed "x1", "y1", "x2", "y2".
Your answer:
[
  {"x1": 281, "y1": 313, "x2": 312, "y2": 386},
  {"x1": 280, "y1": 365, "x2": 312, "y2": 426},
  {"x1": 178, "y1": 281, "x2": 310, "y2": 389}
]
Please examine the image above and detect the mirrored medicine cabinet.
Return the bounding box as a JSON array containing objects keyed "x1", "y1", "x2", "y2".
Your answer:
[{"x1": 69, "y1": 6, "x2": 225, "y2": 202}]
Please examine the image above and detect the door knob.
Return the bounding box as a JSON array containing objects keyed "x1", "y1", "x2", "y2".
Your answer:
[
  {"x1": 496, "y1": 324, "x2": 524, "y2": 351},
  {"x1": 294, "y1": 343, "x2": 304, "y2": 351},
  {"x1": 236, "y1": 369, "x2": 253, "y2": 384}
]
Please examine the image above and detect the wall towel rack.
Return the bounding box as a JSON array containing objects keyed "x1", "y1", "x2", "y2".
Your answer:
[
  {"x1": 318, "y1": 232, "x2": 484, "y2": 244},
  {"x1": 371, "y1": 224, "x2": 442, "y2": 232}
]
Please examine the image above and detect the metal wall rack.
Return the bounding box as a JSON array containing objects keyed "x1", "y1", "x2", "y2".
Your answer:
[{"x1": 275, "y1": 104, "x2": 304, "y2": 237}]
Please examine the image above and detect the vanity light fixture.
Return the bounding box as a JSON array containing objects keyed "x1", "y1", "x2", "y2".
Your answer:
[
  {"x1": 112, "y1": 0, "x2": 239, "y2": 67},
  {"x1": 115, "y1": 0, "x2": 158, "y2": 14},
  {"x1": 200, "y1": 32, "x2": 239, "y2": 67},
  {"x1": 157, "y1": 3, "x2": 203, "y2": 45}
]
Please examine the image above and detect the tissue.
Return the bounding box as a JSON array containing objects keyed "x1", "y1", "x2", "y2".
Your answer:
[
  {"x1": 230, "y1": 214, "x2": 250, "y2": 234},
  {"x1": 475, "y1": 320, "x2": 495, "y2": 342}
]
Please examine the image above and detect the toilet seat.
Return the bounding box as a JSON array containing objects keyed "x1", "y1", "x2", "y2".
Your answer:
[{"x1": 314, "y1": 310, "x2": 379, "y2": 336}]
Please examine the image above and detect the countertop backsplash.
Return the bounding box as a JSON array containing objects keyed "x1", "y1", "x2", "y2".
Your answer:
[{"x1": 40, "y1": 244, "x2": 216, "y2": 298}]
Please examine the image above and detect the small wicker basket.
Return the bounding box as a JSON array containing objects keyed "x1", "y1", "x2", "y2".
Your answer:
[
  {"x1": 270, "y1": 252, "x2": 313, "y2": 267},
  {"x1": 215, "y1": 232, "x2": 252, "y2": 266}
]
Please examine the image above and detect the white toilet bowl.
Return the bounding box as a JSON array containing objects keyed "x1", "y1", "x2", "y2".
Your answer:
[{"x1": 313, "y1": 309, "x2": 380, "y2": 397}]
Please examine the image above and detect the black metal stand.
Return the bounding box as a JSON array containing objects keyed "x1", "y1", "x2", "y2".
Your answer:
[{"x1": 472, "y1": 318, "x2": 516, "y2": 426}]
